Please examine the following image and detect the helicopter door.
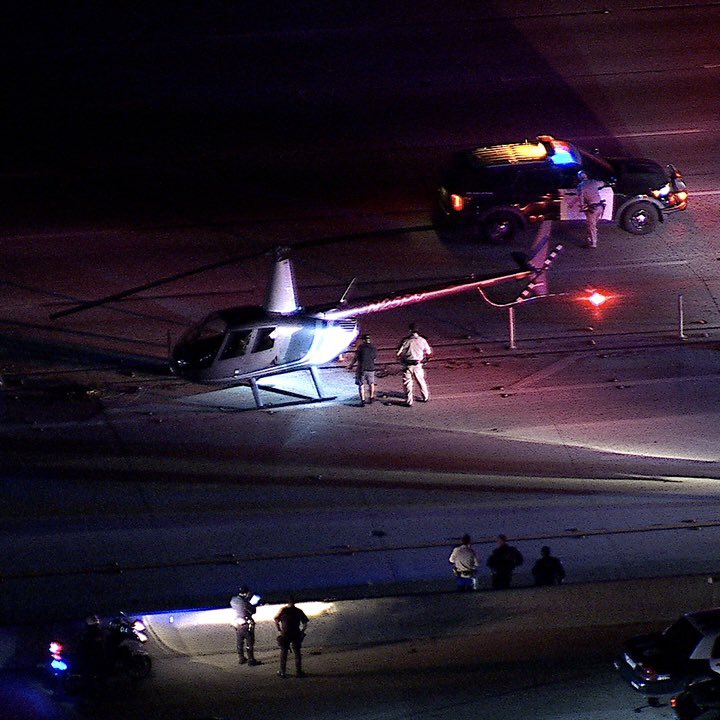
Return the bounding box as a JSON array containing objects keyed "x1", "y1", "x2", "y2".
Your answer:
[
  {"x1": 210, "y1": 327, "x2": 277, "y2": 381},
  {"x1": 217, "y1": 329, "x2": 252, "y2": 361},
  {"x1": 237, "y1": 326, "x2": 280, "y2": 375},
  {"x1": 205, "y1": 328, "x2": 253, "y2": 381},
  {"x1": 252, "y1": 327, "x2": 276, "y2": 354}
]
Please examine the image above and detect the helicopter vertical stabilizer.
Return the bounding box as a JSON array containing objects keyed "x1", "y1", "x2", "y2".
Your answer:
[{"x1": 264, "y1": 257, "x2": 300, "y2": 315}]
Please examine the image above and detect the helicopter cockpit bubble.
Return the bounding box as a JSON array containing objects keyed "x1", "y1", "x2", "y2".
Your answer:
[{"x1": 172, "y1": 312, "x2": 228, "y2": 375}]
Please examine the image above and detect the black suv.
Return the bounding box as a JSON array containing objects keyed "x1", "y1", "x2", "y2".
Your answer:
[
  {"x1": 615, "y1": 609, "x2": 720, "y2": 698},
  {"x1": 437, "y1": 135, "x2": 688, "y2": 242}
]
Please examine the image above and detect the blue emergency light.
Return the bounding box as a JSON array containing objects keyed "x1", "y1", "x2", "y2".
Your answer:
[{"x1": 549, "y1": 144, "x2": 580, "y2": 166}]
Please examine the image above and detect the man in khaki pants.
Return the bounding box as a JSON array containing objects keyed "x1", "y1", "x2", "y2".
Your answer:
[
  {"x1": 396, "y1": 324, "x2": 432, "y2": 406},
  {"x1": 576, "y1": 170, "x2": 606, "y2": 248}
]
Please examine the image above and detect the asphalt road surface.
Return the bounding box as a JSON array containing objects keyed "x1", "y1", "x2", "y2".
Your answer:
[
  {"x1": 2, "y1": 1, "x2": 720, "y2": 719},
  {"x1": 4, "y1": 576, "x2": 718, "y2": 720}
]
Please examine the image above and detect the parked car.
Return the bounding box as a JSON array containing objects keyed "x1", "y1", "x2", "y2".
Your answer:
[
  {"x1": 436, "y1": 134, "x2": 688, "y2": 242},
  {"x1": 615, "y1": 609, "x2": 720, "y2": 698},
  {"x1": 672, "y1": 678, "x2": 720, "y2": 720}
]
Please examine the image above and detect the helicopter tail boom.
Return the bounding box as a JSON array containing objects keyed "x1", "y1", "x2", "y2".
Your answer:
[{"x1": 318, "y1": 270, "x2": 533, "y2": 321}]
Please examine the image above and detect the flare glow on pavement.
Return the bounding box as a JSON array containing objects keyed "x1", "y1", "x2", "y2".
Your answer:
[
  {"x1": 580, "y1": 289, "x2": 614, "y2": 307},
  {"x1": 147, "y1": 601, "x2": 335, "y2": 629}
]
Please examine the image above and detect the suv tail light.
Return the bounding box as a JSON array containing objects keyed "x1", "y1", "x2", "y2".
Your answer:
[
  {"x1": 638, "y1": 663, "x2": 672, "y2": 682},
  {"x1": 639, "y1": 664, "x2": 658, "y2": 681},
  {"x1": 450, "y1": 194, "x2": 464, "y2": 212}
]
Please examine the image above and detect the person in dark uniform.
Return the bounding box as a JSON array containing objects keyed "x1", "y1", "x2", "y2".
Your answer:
[
  {"x1": 349, "y1": 334, "x2": 378, "y2": 405},
  {"x1": 76, "y1": 614, "x2": 107, "y2": 684},
  {"x1": 274, "y1": 596, "x2": 309, "y2": 678},
  {"x1": 486, "y1": 534, "x2": 524, "y2": 589},
  {"x1": 531, "y1": 546, "x2": 566, "y2": 586},
  {"x1": 230, "y1": 586, "x2": 261, "y2": 665}
]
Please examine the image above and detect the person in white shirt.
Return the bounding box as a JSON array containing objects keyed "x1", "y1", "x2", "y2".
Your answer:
[
  {"x1": 576, "y1": 170, "x2": 606, "y2": 248},
  {"x1": 449, "y1": 534, "x2": 479, "y2": 591},
  {"x1": 396, "y1": 324, "x2": 432, "y2": 407}
]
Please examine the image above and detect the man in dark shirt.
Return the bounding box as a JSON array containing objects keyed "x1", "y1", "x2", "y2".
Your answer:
[
  {"x1": 486, "y1": 534, "x2": 524, "y2": 589},
  {"x1": 349, "y1": 334, "x2": 378, "y2": 405},
  {"x1": 532, "y1": 546, "x2": 566, "y2": 586},
  {"x1": 230, "y1": 586, "x2": 261, "y2": 665},
  {"x1": 274, "y1": 596, "x2": 309, "y2": 678},
  {"x1": 77, "y1": 614, "x2": 107, "y2": 683}
]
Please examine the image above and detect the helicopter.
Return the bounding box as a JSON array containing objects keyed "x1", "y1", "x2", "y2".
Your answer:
[
  {"x1": 169, "y1": 236, "x2": 562, "y2": 406},
  {"x1": 49, "y1": 224, "x2": 562, "y2": 408}
]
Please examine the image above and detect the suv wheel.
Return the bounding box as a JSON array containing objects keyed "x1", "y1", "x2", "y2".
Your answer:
[
  {"x1": 480, "y1": 212, "x2": 519, "y2": 243},
  {"x1": 621, "y1": 201, "x2": 659, "y2": 235}
]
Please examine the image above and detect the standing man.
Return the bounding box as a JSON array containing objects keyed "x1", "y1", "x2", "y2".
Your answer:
[
  {"x1": 396, "y1": 324, "x2": 432, "y2": 407},
  {"x1": 576, "y1": 170, "x2": 606, "y2": 248},
  {"x1": 348, "y1": 334, "x2": 378, "y2": 405},
  {"x1": 449, "y1": 534, "x2": 479, "y2": 591},
  {"x1": 76, "y1": 614, "x2": 107, "y2": 683},
  {"x1": 274, "y1": 596, "x2": 309, "y2": 678},
  {"x1": 486, "y1": 534, "x2": 524, "y2": 589},
  {"x1": 230, "y1": 586, "x2": 261, "y2": 666},
  {"x1": 532, "y1": 545, "x2": 566, "y2": 586}
]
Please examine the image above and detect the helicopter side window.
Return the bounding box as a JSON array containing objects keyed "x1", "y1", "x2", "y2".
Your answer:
[
  {"x1": 218, "y1": 329, "x2": 252, "y2": 361},
  {"x1": 252, "y1": 327, "x2": 276, "y2": 353},
  {"x1": 284, "y1": 326, "x2": 314, "y2": 362}
]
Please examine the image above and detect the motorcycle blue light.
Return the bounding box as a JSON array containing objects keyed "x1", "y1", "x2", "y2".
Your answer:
[{"x1": 51, "y1": 659, "x2": 68, "y2": 672}]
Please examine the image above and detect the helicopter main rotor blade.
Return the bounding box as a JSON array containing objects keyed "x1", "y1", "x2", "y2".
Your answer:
[
  {"x1": 49, "y1": 248, "x2": 269, "y2": 320},
  {"x1": 49, "y1": 224, "x2": 435, "y2": 320}
]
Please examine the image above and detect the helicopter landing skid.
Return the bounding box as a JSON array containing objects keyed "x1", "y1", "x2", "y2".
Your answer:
[{"x1": 248, "y1": 366, "x2": 336, "y2": 409}]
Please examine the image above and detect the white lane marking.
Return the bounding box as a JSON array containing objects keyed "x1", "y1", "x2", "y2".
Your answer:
[
  {"x1": 704, "y1": 64, "x2": 720, "y2": 68},
  {"x1": 612, "y1": 128, "x2": 703, "y2": 138},
  {"x1": 509, "y1": 355, "x2": 578, "y2": 390},
  {"x1": 615, "y1": 128, "x2": 704, "y2": 137},
  {"x1": 692, "y1": 190, "x2": 720, "y2": 196}
]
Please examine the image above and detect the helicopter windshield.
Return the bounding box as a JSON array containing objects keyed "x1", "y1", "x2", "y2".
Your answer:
[
  {"x1": 188, "y1": 314, "x2": 227, "y2": 343},
  {"x1": 175, "y1": 314, "x2": 228, "y2": 370}
]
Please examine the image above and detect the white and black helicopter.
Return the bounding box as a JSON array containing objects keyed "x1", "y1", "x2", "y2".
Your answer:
[
  {"x1": 169, "y1": 239, "x2": 562, "y2": 406},
  {"x1": 51, "y1": 225, "x2": 562, "y2": 408}
]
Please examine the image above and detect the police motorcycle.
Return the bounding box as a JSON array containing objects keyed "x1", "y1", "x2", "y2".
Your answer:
[{"x1": 48, "y1": 612, "x2": 152, "y2": 695}]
